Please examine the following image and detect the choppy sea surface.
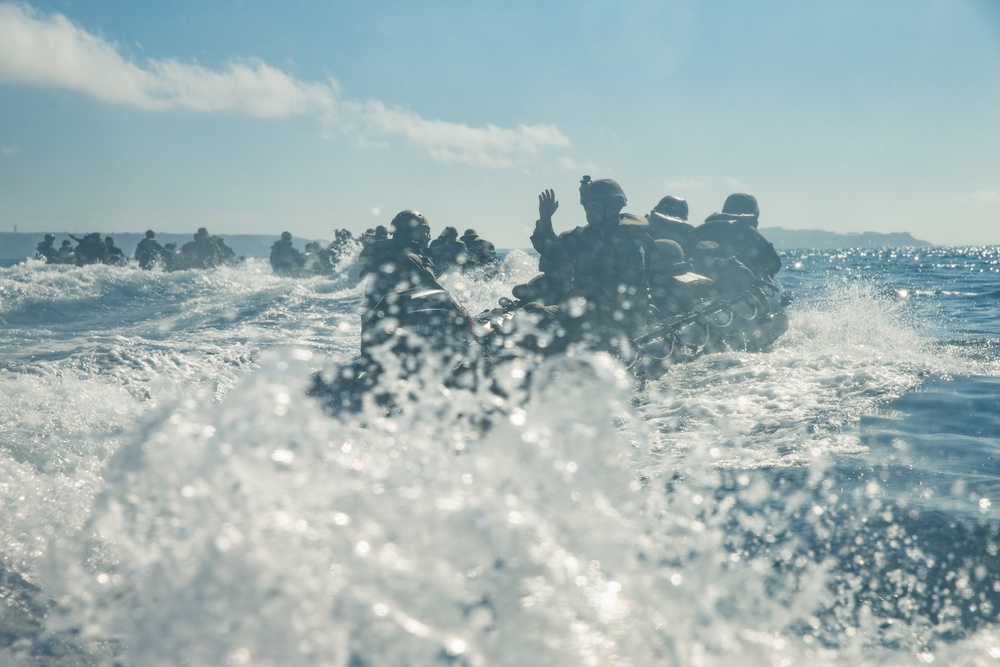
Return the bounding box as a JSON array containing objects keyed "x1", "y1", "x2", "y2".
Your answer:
[{"x1": 0, "y1": 245, "x2": 998, "y2": 666}]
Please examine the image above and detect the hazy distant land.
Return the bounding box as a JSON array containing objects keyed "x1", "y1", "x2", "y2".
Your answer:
[
  {"x1": 1, "y1": 227, "x2": 932, "y2": 264},
  {"x1": 761, "y1": 227, "x2": 932, "y2": 250}
]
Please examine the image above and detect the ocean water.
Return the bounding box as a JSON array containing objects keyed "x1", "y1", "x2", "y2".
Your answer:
[{"x1": 0, "y1": 246, "x2": 998, "y2": 666}]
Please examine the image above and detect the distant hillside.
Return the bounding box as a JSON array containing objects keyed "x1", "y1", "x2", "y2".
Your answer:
[{"x1": 760, "y1": 227, "x2": 932, "y2": 250}]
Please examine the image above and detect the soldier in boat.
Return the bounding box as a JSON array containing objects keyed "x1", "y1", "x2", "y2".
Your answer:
[
  {"x1": 690, "y1": 193, "x2": 781, "y2": 281},
  {"x1": 69, "y1": 233, "x2": 108, "y2": 266},
  {"x1": 56, "y1": 240, "x2": 76, "y2": 264},
  {"x1": 104, "y1": 236, "x2": 127, "y2": 266},
  {"x1": 524, "y1": 176, "x2": 653, "y2": 356},
  {"x1": 35, "y1": 234, "x2": 58, "y2": 263},
  {"x1": 134, "y1": 230, "x2": 166, "y2": 270},
  {"x1": 428, "y1": 226, "x2": 470, "y2": 273},
  {"x1": 646, "y1": 194, "x2": 695, "y2": 250},
  {"x1": 459, "y1": 228, "x2": 499, "y2": 269},
  {"x1": 357, "y1": 210, "x2": 476, "y2": 400},
  {"x1": 270, "y1": 231, "x2": 305, "y2": 276}
]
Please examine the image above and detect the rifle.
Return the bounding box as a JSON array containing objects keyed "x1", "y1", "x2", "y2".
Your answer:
[{"x1": 633, "y1": 279, "x2": 786, "y2": 348}]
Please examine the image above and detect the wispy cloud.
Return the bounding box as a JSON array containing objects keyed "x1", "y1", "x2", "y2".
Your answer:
[
  {"x1": 958, "y1": 189, "x2": 1000, "y2": 204},
  {"x1": 1, "y1": 143, "x2": 19, "y2": 155},
  {"x1": 0, "y1": 3, "x2": 569, "y2": 167},
  {"x1": 0, "y1": 4, "x2": 336, "y2": 118},
  {"x1": 558, "y1": 156, "x2": 602, "y2": 174},
  {"x1": 662, "y1": 177, "x2": 709, "y2": 191},
  {"x1": 723, "y1": 177, "x2": 751, "y2": 193},
  {"x1": 355, "y1": 100, "x2": 569, "y2": 169}
]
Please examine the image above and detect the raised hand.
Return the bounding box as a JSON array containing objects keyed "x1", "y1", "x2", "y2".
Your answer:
[{"x1": 538, "y1": 189, "x2": 559, "y2": 221}]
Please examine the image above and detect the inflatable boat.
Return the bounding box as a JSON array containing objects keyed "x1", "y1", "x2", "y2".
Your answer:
[{"x1": 308, "y1": 277, "x2": 791, "y2": 414}]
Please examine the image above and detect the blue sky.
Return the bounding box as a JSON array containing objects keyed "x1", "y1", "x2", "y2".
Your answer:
[{"x1": 1, "y1": 0, "x2": 998, "y2": 248}]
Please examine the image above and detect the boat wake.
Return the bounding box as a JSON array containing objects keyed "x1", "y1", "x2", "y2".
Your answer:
[{"x1": 1, "y1": 253, "x2": 998, "y2": 666}]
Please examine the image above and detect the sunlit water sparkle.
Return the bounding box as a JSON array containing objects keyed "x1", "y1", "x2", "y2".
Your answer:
[{"x1": 0, "y1": 246, "x2": 998, "y2": 666}]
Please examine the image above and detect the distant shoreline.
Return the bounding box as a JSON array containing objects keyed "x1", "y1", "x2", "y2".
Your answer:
[
  {"x1": 0, "y1": 227, "x2": 937, "y2": 264},
  {"x1": 760, "y1": 227, "x2": 932, "y2": 250}
]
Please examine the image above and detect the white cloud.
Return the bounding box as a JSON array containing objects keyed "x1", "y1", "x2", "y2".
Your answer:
[
  {"x1": 0, "y1": 4, "x2": 335, "y2": 117},
  {"x1": 723, "y1": 177, "x2": 751, "y2": 192},
  {"x1": 354, "y1": 100, "x2": 569, "y2": 169},
  {"x1": 558, "y1": 156, "x2": 601, "y2": 174},
  {"x1": 0, "y1": 3, "x2": 569, "y2": 168},
  {"x1": 1, "y1": 143, "x2": 20, "y2": 155},
  {"x1": 960, "y1": 189, "x2": 1000, "y2": 204}
]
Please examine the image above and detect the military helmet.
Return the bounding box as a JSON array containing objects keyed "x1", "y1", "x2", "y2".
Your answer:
[
  {"x1": 653, "y1": 239, "x2": 688, "y2": 277},
  {"x1": 655, "y1": 239, "x2": 685, "y2": 265},
  {"x1": 145, "y1": 230, "x2": 156, "y2": 239},
  {"x1": 280, "y1": 231, "x2": 292, "y2": 241},
  {"x1": 579, "y1": 175, "x2": 627, "y2": 206},
  {"x1": 722, "y1": 193, "x2": 759, "y2": 218},
  {"x1": 44, "y1": 233, "x2": 55, "y2": 242},
  {"x1": 652, "y1": 195, "x2": 689, "y2": 221},
  {"x1": 389, "y1": 210, "x2": 430, "y2": 241},
  {"x1": 692, "y1": 240, "x2": 722, "y2": 258}
]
